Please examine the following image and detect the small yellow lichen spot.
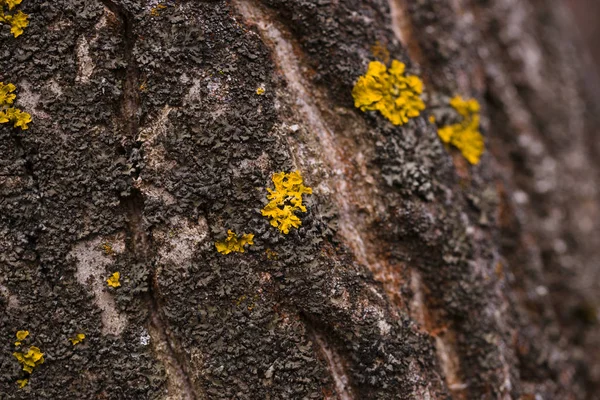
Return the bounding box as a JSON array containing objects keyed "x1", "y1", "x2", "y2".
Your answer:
[
  {"x1": 261, "y1": 171, "x2": 313, "y2": 234},
  {"x1": 0, "y1": 82, "x2": 16, "y2": 105},
  {"x1": 15, "y1": 330, "x2": 29, "y2": 346},
  {"x1": 256, "y1": 87, "x2": 265, "y2": 95},
  {"x1": 150, "y1": 3, "x2": 167, "y2": 16},
  {"x1": 13, "y1": 346, "x2": 44, "y2": 373},
  {"x1": 17, "y1": 379, "x2": 28, "y2": 388},
  {"x1": 215, "y1": 230, "x2": 254, "y2": 254},
  {"x1": 101, "y1": 243, "x2": 114, "y2": 256},
  {"x1": 352, "y1": 60, "x2": 425, "y2": 125},
  {"x1": 107, "y1": 272, "x2": 121, "y2": 288},
  {"x1": 69, "y1": 333, "x2": 86, "y2": 346},
  {"x1": 0, "y1": 82, "x2": 31, "y2": 130},
  {"x1": 437, "y1": 96, "x2": 484, "y2": 165},
  {"x1": 428, "y1": 115, "x2": 435, "y2": 124}
]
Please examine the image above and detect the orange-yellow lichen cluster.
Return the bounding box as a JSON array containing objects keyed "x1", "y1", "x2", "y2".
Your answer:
[
  {"x1": 352, "y1": 60, "x2": 425, "y2": 125},
  {"x1": 13, "y1": 329, "x2": 44, "y2": 380},
  {"x1": 106, "y1": 272, "x2": 121, "y2": 288},
  {"x1": 69, "y1": 333, "x2": 86, "y2": 345},
  {"x1": 0, "y1": 0, "x2": 28, "y2": 37},
  {"x1": 13, "y1": 330, "x2": 44, "y2": 388},
  {"x1": 261, "y1": 171, "x2": 313, "y2": 234},
  {"x1": 150, "y1": 3, "x2": 167, "y2": 17},
  {"x1": 437, "y1": 96, "x2": 484, "y2": 165},
  {"x1": 14, "y1": 330, "x2": 28, "y2": 346},
  {"x1": 0, "y1": 82, "x2": 31, "y2": 130},
  {"x1": 13, "y1": 346, "x2": 44, "y2": 374},
  {"x1": 215, "y1": 230, "x2": 255, "y2": 254}
]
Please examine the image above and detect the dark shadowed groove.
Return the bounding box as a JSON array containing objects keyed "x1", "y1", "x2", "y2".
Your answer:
[
  {"x1": 120, "y1": 186, "x2": 200, "y2": 400},
  {"x1": 99, "y1": 1, "x2": 200, "y2": 398},
  {"x1": 10, "y1": 129, "x2": 44, "y2": 275},
  {"x1": 299, "y1": 313, "x2": 357, "y2": 400},
  {"x1": 99, "y1": 0, "x2": 142, "y2": 163}
]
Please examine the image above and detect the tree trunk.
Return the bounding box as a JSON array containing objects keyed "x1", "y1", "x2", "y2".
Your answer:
[{"x1": 1, "y1": 0, "x2": 599, "y2": 399}]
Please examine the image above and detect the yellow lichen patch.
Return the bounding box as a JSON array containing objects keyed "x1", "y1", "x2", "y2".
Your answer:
[
  {"x1": 0, "y1": 0, "x2": 29, "y2": 38},
  {"x1": 150, "y1": 3, "x2": 167, "y2": 16},
  {"x1": 13, "y1": 346, "x2": 44, "y2": 373},
  {"x1": 256, "y1": 86, "x2": 265, "y2": 95},
  {"x1": 261, "y1": 171, "x2": 313, "y2": 234},
  {"x1": 17, "y1": 379, "x2": 28, "y2": 388},
  {"x1": 437, "y1": 96, "x2": 484, "y2": 165},
  {"x1": 352, "y1": 60, "x2": 425, "y2": 125},
  {"x1": 0, "y1": 82, "x2": 31, "y2": 130},
  {"x1": 106, "y1": 272, "x2": 121, "y2": 288},
  {"x1": 215, "y1": 230, "x2": 254, "y2": 254},
  {"x1": 15, "y1": 330, "x2": 29, "y2": 346},
  {"x1": 69, "y1": 333, "x2": 85, "y2": 345},
  {"x1": 101, "y1": 243, "x2": 114, "y2": 256}
]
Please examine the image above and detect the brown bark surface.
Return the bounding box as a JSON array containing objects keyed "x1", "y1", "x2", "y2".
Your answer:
[{"x1": 1, "y1": 0, "x2": 599, "y2": 399}]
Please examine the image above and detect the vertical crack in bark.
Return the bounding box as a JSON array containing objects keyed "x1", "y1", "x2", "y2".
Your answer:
[
  {"x1": 100, "y1": 0, "x2": 140, "y2": 152},
  {"x1": 120, "y1": 190, "x2": 199, "y2": 400},
  {"x1": 388, "y1": 0, "x2": 425, "y2": 66},
  {"x1": 300, "y1": 314, "x2": 357, "y2": 400},
  {"x1": 408, "y1": 270, "x2": 466, "y2": 399},
  {"x1": 10, "y1": 131, "x2": 44, "y2": 275},
  {"x1": 100, "y1": 1, "x2": 198, "y2": 398}
]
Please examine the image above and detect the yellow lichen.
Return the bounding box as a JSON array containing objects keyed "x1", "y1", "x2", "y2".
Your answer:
[
  {"x1": 215, "y1": 230, "x2": 254, "y2": 254},
  {"x1": 69, "y1": 333, "x2": 85, "y2": 345},
  {"x1": 261, "y1": 171, "x2": 312, "y2": 234},
  {"x1": 150, "y1": 3, "x2": 167, "y2": 16},
  {"x1": 17, "y1": 379, "x2": 28, "y2": 388},
  {"x1": 101, "y1": 243, "x2": 114, "y2": 256},
  {"x1": 437, "y1": 96, "x2": 484, "y2": 165},
  {"x1": 13, "y1": 346, "x2": 44, "y2": 374},
  {"x1": 0, "y1": 0, "x2": 28, "y2": 37},
  {"x1": 106, "y1": 272, "x2": 121, "y2": 288},
  {"x1": 0, "y1": 82, "x2": 31, "y2": 130},
  {"x1": 15, "y1": 330, "x2": 29, "y2": 346},
  {"x1": 352, "y1": 60, "x2": 425, "y2": 125},
  {"x1": 256, "y1": 86, "x2": 265, "y2": 95}
]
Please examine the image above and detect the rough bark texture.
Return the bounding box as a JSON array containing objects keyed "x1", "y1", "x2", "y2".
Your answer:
[{"x1": 1, "y1": 0, "x2": 599, "y2": 399}]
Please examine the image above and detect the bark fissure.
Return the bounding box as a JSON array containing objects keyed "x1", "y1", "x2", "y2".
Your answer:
[
  {"x1": 10, "y1": 130, "x2": 45, "y2": 277},
  {"x1": 300, "y1": 313, "x2": 357, "y2": 400},
  {"x1": 100, "y1": 0, "x2": 142, "y2": 171},
  {"x1": 120, "y1": 182, "x2": 199, "y2": 400},
  {"x1": 101, "y1": 1, "x2": 199, "y2": 397}
]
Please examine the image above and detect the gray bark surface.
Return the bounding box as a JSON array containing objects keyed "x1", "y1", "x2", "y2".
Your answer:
[{"x1": 1, "y1": 0, "x2": 599, "y2": 399}]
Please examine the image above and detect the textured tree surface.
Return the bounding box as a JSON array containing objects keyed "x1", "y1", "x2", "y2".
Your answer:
[{"x1": 1, "y1": 0, "x2": 599, "y2": 399}]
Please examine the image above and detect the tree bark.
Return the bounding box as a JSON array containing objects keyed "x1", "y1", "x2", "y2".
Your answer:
[{"x1": 1, "y1": 0, "x2": 599, "y2": 399}]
